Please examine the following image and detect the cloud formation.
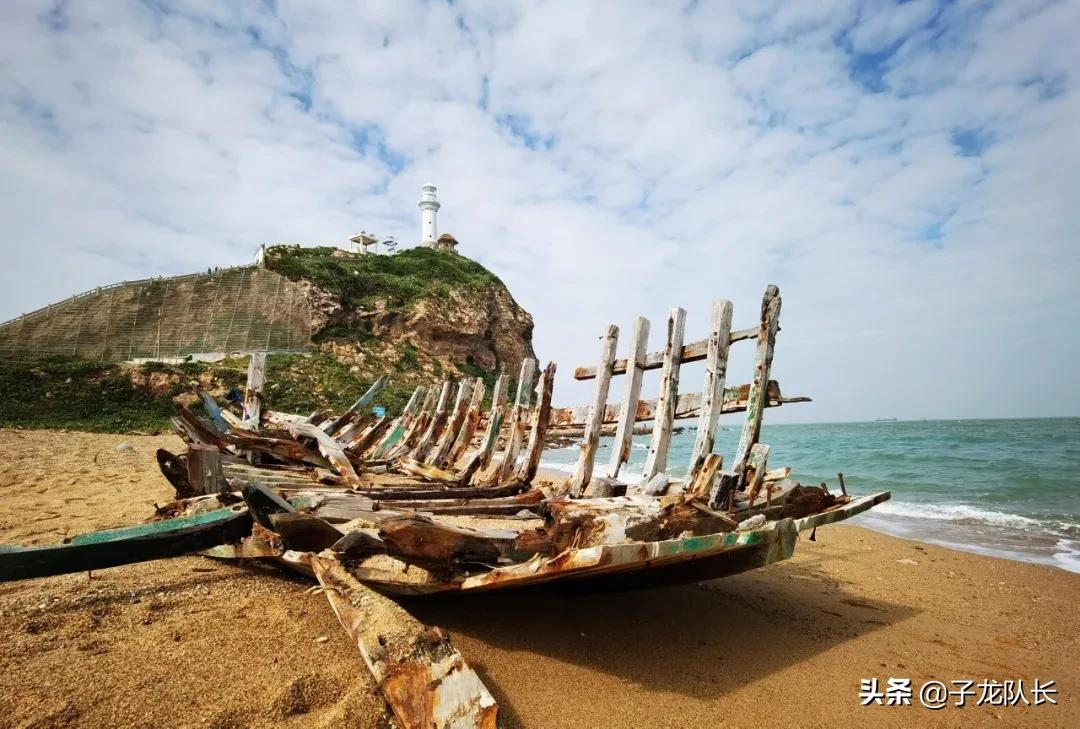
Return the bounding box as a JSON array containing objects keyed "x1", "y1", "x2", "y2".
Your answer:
[{"x1": 1, "y1": 0, "x2": 1077, "y2": 421}]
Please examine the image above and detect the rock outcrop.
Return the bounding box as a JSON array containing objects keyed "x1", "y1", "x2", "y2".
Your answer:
[{"x1": 267, "y1": 245, "x2": 536, "y2": 382}]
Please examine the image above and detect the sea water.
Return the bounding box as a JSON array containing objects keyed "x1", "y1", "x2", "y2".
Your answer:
[{"x1": 538, "y1": 417, "x2": 1080, "y2": 573}]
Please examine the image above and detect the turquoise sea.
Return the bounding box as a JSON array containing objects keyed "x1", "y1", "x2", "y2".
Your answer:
[{"x1": 538, "y1": 417, "x2": 1080, "y2": 573}]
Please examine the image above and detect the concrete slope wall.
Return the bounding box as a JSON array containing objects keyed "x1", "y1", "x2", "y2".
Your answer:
[{"x1": 0, "y1": 266, "x2": 311, "y2": 361}]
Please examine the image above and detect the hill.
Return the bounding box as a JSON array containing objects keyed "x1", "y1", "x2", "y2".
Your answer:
[{"x1": 0, "y1": 246, "x2": 535, "y2": 432}]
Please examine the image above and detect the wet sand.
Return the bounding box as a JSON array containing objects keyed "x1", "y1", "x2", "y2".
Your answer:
[{"x1": 1, "y1": 429, "x2": 1077, "y2": 728}]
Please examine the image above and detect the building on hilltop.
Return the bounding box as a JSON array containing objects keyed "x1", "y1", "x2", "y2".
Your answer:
[{"x1": 434, "y1": 232, "x2": 459, "y2": 253}]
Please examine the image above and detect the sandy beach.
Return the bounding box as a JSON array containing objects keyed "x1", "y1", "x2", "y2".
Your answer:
[{"x1": 0, "y1": 429, "x2": 1076, "y2": 728}]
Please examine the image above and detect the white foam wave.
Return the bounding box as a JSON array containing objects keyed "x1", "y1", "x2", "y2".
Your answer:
[
  {"x1": 873, "y1": 501, "x2": 1045, "y2": 531},
  {"x1": 1053, "y1": 539, "x2": 1080, "y2": 574}
]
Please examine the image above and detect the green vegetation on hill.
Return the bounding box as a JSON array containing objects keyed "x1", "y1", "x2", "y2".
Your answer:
[
  {"x1": 0, "y1": 357, "x2": 203, "y2": 433},
  {"x1": 266, "y1": 245, "x2": 503, "y2": 313},
  {"x1": 0, "y1": 355, "x2": 417, "y2": 434}
]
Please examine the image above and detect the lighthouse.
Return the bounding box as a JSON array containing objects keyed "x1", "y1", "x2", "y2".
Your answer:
[{"x1": 418, "y1": 183, "x2": 440, "y2": 246}]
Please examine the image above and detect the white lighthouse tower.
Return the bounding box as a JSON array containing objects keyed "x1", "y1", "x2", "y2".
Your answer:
[{"x1": 418, "y1": 183, "x2": 440, "y2": 246}]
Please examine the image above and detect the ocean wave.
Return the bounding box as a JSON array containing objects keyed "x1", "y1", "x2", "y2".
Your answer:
[
  {"x1": 1053, "y1": 540, "x2": 1080, "y2": 574},
  {"x1": 872, "y1": 501, "x2": 1049, "y2": 531},
  {"x1": 872, "y1": 501, "x2": 1080, "y2": 535}
]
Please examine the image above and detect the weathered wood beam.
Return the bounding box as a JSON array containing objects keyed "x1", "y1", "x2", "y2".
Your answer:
[
  {"x1": 459, "y1": 372, "x2": 507, "y2": 483},
  {"x1": 325, "y1": 374, "x2": 389, "y2": 435},
  {"x1": 607, "y1": 317, "x2": 649, "y2": 479},
  {"x1": 345, "y1": 417, "x2": 390, "y2": 458},
  {"x1": 308, "y1": 554, "x2": 499, "y2": 729},
  {"x1": 0, "y1": 507, "x2": 252, "y2": 582},
  {"x1": 569, "y1": 325, "x2": 619, "y2": 497},
  {"x1": 197, "y1": 389, "x2": 231, "y2": 433},
  {"x1": 745, "y1": 442, "x2": 772, "y2": 506},
  {"x1": 445, "y1": 379, "x2": 486, "y2": 467},
  {"x1": 481, "y1": 359, "x2": 537, "y2": 486},
  {"x1": 242, "y1": 351, "x2": 267, "y2": 427},
  {"x1": 428, "y1": 379, "x2": 474, "y2": 468},
  {"x1": 367, "y1": 386, "x2": 425, "y2": 460},
  {"x1": 411, "y1": 380, "x2": 452, "y2": 462},
  {"x1": 287, "y1": 421, "x2": 363, "y2": 486},
  {"x1": 689, "y1": 452, "x2": 723, "y2": 500},
  {"x1": 547, "y1": 380, "x2": 807, "y2": 427},
  {"x1": 731, "y1": 285, "x2": 781, "y2": 486},
  {"x1": 516, "y1": 361, "x2": 556, "y2": 484},
  {"x1": 687, "y1": 299, "x2": 733, "y2": 479},
  {"x1": 573, "y1": 325, "x2": 758, "y2": 380},
  {"x1": 642, "y1": 308, "x2": 686, "y2": 482},
  {"x1": 187, "y1": 444, "x2": 225, "y2": 495},
  {"x1": 386, "y1": 386, "x2": 439, "y2": 460}
]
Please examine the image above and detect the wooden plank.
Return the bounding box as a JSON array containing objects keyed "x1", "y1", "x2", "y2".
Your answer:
[
  {"x1": 345, "y1": 417, "x2": 390, "y2": 457},
  {"x1": 687, "y1": 300, "x2": 733, "y2": 478},
  {"x1": 569, "y1": 326, "x2": 619, "y2": 497},
  {"x1": 242, "y1": 352, "x2": 267, "y2": 426},
  {"x1": 641, "y1": 308, "x2": 686, "y2": 482},
  {"x1": 307, "y1": 554, "x2": 499, "y2": 728},
  {"x1": 516, "y1": 361, "x2": 556, "y2": 484},
  {"x1": 325, "y1": 374, "x2": 389, "y2": 435},
  {"x1": 607, "y1": 317, "x2": 649, "y2": 479},
  {"x1": 187, "y1": 444, "x2": 225, "y2": 495},
  {"x1": 427, "y1": 379, "x2": 473, "y2": 467},
  {"x1": 573, "y1": 325, "x2": 758, "y2": 380},
  {"x1": 387, "y1": 386, "x2": 440, "y2": 460},
  {"x1": 689, "y1": 453, "x2": 723, "y2": 500},
  {"x1": 287, "y1": 421, "x2": 363, "y2": 487},
  {"x1": 0, "y1": 508, "x2": 252, "y2": 582},
  {"x1": 731, "y1": 285, "x2": 781, "y2": 485},
  {"x1": 745, "y1": 442, "x2": 772, "y2": 506},
  {"x1": 482, "y1": 359, "x2": 536, "y2": 487},
  {"x1": 197, "y1": 390, "x2": 231, "y2": 433},
  {"x1": 446, "y1": 378, "x2": 486, "y2": 467},
  {"x1": 459, "y1": 373, "x2": 508, "y2": 483},
  {"x1": 707, "y1": 470, "x2": 739, "y2": 511},
  {"x1": 548, "y1": 380, "x2": 807, "y2": 427},
  {"x1": 411, "y1": 380, "x2": 452, "y2": 462},
  {"x1": 368, "y1": 386, "x2": 425, "y2": 460}
]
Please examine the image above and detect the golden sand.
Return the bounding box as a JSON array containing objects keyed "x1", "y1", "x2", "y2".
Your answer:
[{"x1": 0, "y1": 429, "x2": 1076, "y2": 727}]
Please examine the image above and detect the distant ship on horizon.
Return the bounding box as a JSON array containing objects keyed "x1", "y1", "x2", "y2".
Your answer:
[{"x1": 875, "y1": 418, "x2": 898, "y2": 422}]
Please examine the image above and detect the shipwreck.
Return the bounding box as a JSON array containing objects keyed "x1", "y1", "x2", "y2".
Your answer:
[{"x1": 0, "y1": 285, "x2": 890, "y2": 728}]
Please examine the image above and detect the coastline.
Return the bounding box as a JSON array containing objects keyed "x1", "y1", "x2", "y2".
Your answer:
[{"x1": 0, "y1": 429, "x2": 1077, "y2": 727}]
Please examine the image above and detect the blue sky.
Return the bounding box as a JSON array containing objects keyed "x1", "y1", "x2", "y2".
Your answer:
[{"x1": 0, "y1": 0, "x2": 1077, "y2": 421}]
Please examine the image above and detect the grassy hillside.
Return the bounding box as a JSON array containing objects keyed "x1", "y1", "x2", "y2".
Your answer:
[
  {"x1": 0, "y1": 355, "x2": 416, "y2": 434},
  {"x1": 267, "y1": 245, "x2": 503, "y2": 314},
  {"x1": 1, "y1": 246, "x2": 529, "y2": 433}
]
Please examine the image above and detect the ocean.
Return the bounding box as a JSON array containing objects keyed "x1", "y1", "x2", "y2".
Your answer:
[{"x1": 538, "y1": 417, "x2": 1080, "y2": 573}]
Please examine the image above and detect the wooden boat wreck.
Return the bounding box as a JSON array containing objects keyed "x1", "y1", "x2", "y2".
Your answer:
[{"x1": 0, "y1": 285, "x2": 890, "y2": 728}]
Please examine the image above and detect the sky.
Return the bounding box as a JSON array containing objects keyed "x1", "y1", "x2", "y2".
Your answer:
[{"x1": 0, "y1": 0, "x2": 1077, "y2": 422}]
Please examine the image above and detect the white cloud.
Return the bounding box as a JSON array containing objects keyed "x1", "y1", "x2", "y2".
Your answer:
[{"x1": 0, "y1": 0, "x2": 1077, "y2": 421}]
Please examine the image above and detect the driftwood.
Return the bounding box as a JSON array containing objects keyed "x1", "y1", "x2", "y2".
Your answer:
[
  {"x1": 607, "y1": 316, "x2": 649, "y2": 478},
  {"x1": 688, "y1": 300, "x2": 733, "y2": 479},
  {"x1": 308, "y1": 554, "x2": 499, "y2": 729},
  {"x1": 573, "y1": 325, "x2": 759, "y2": 380},
  {"x1": 569, "y1": 326, "x2": 618, "y2": 497},
  {"x1": 642, "y1": 307, "x2": 685, "y2": 482}
]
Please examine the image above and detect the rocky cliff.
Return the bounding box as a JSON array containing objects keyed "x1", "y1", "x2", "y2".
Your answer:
[{"x1": 266, "y1": 245, "x2": 535, "y2": 387}]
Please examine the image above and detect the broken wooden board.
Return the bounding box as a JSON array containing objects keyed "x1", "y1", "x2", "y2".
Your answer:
[
  {"x1": 573, "y1": 325, "x2": 759, "y2": 380},
  {"x1": 308, "y1": 553, "x2": 500, "y2": 729},
  {"x1": 548, "y1": 380, "x2": 808, "y2": 427},
  {"x1": 0, "y1": 506, "x2": 252, "y2": 581}
]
